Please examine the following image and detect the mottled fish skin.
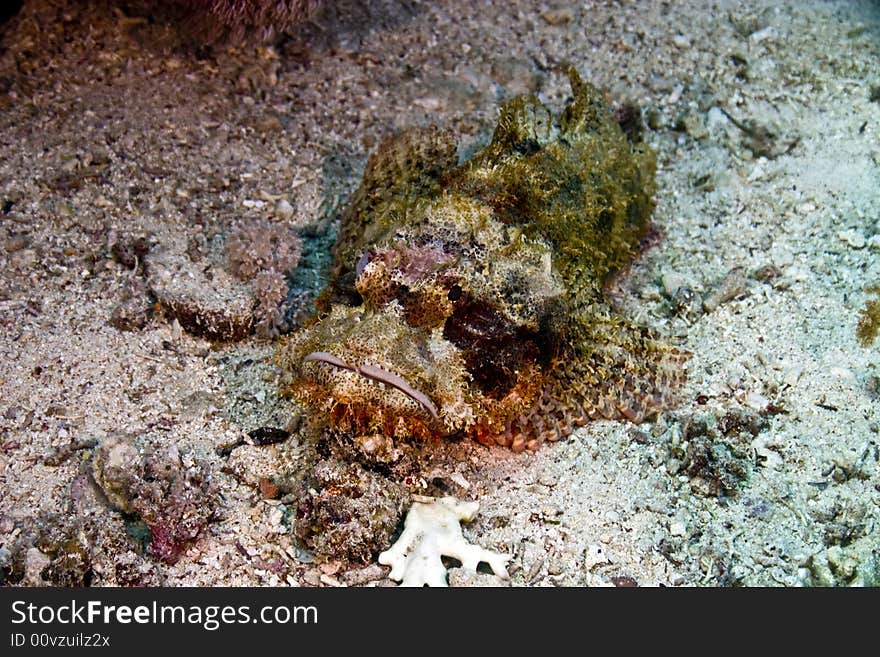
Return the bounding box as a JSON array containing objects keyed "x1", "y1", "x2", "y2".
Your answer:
[{"x1": 277, "y1": 68, "x2": 689, "y2": 452}]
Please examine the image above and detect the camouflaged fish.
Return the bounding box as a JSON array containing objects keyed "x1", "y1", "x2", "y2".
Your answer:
[{"x1": 277, "y1": 69, "x2": 689, "y2": 453}]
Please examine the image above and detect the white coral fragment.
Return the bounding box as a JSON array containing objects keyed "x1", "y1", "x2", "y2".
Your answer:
[{"x1": 378, "y1": 496, "x2": 510, "y2": 587}]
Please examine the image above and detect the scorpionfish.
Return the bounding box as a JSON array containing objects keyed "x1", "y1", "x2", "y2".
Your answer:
[{"x1": 277, "y1": 69, "x2": 689, "y2": 453}]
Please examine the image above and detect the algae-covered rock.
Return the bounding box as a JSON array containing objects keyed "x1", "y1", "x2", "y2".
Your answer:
[
  {"x1": 805, "y1": 541, "x2": 880, "y2": 587},
  {"x1": 91, "y1": 432, "x2": 219, "y2": 564},
  {"x1": 294, "y1": 457, "x2": 410, "y2": 563},
  {"x1": 278, "y1": 68, "x2": 688, "y2": 453},
  {"x1": 147, "y1": 248, "x2": 256, "y2": 341}
]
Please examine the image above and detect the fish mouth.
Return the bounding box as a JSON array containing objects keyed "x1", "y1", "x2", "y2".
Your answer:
[
  {"x1": 302, "y1": 351, "x2": 440, "y2": 423},
  {"x1": 276, "y1": 296, "x2": 499, "y2": 443}
]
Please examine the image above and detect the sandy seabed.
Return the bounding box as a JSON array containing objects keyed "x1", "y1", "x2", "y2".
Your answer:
[{"x1": 0, "y1": 0, "x2": 878, "y2": 587}]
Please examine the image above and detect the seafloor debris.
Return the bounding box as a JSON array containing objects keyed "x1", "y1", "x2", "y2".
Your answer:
[
  {"x1": 1, "y1": 512, "x2": 92, "y2": 587},
  {"x1": 804, "y1": 541, "x2": 880, "y2": 587},
  {"x1": 378, "y1": 496, "x2": 511, "y2": 587},
  {"x1": 1, "y1": 472, "x2": 162, "y2": 586},
  {"x1": 717, "y1": 106, "x2": 800, "y2": 159},
  {"x1": 856, "y1": 285, "x2": 880, "y2": 347},
  {"x1": 277, "y1": 68, "x2": 689, "y2": 454},
  {"x1": 144, "y1": 219, "x2": 303, "y2": 341},
  {"x1": 90, "y1": 432, "x2": 218, "y2": 564},
  {"x1": 665, "y1": 408, "x2": 767, "y2": 497},
  {"x1": 294, "y1": 457, "x2": 410, "y2": 563},
  {"x1": 226, "y1": 220, "x2": 302, "y2": 282},
  {"x1": 147, "y1": 248, "x2": 257, "y2": 341},
  {"x1": 226, "y1": 219, "x2": 303, "y2": 336},
  {"x1": 702, "y1": 266, "x2": 748, "y2": 314}
]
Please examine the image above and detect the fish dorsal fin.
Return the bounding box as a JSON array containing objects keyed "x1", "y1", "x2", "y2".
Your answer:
[{"x1": 334, "y1": 125, "x2": 458, "y2": 280}]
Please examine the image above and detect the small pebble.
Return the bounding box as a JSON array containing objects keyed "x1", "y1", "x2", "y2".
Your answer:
[
  {"x1": 583, "y1": 544, "x2": 609, "y2": 569},
  {"x1": 541, "y1": 8, "x2": 574, "y2": 25},
  {"x1": 547, "y1": 560, "x2": 565, "y2": 576},
  {"x1": 744, "y1": 391, "x2": 771, "y2": 411},
  {"x1": 748, "y1": 163, "x2": 765, "y2": 181},
  {"x1": 604, "y1": 510, "x2": 621, "y2": 523},
  {"x1": 783, "y1": 366, "x2": 803, "y2": 386},
  {"x1": 751, "y1": 264, "x2": 783, "y2": 282},
  {"x1": 319, "y1": 574, "x2": 345, "y2": 587},
  {"x1": 288, "y1": 546, "x2": 315, "y2": 564},
  {"x1": 611, "y1": 575, "x2": 638, "y2": 587},
  {"x1": 749, "y1": 26, "x2": 778, "y2": 44},
  {"x1": 770, "y1": 245, "x2": 794, "y2": 267},
  {"x1": 672, "y1": 34, "x2": 691, "y2": 49},
  {"x1": 705, "y1": 106, "x2": 728, "y2": 131},
  {"x1": 829, "y1": 367, "x2": 854, "y2": 380},
  {"x1": 825, "y1": 546, "x2": 857, "y2": 580},
  {"x1": 319, "y1": 561, "x2": 341, "y2": 576},
  {"x1": 838, "y1": 229, "x2": 866, "y2": 249},
  {"x1": 344, "y1": 564, "x2": 387, "y2": 585},
  {"x1": 683, "y1": 113, "x2": 708, "y2": 140},
  {"x1": 703, "y1": 267, "x2": 748, "y2": 313},
  {"x1": 266, "y1": 505, "x2": 284, "y2": 532},
  {"x1": 798, "y1": 202, "x2": 817, "y2": 214},
  {"x1": 752, "y1": 437, "x2": 783, "y2": 470},
  {"x1": 542, "y1": 505, "x2": 562, "y2": 518},
  {"x1": 23, "y1": 548, "x2": 50, "y2": 586},
  {"x1": 274, "y1": 198, "x2": 295, "y2": 221},
  {"x1": 259, "y1": 477, "x2": 280, "y2": 500},
  {"x1": 302, "y1": 569, "x2": 322, "y2": 586},
  {"x1": 412, "y1": 97, "x2": 445, "y2": 111},
  {"x1": 669, "y1": 521, "x2": 686, "y2": 537}
]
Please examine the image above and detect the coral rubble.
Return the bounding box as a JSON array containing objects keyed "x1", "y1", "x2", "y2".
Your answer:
[
  {"x1": 91, "y1": 432, "x2": 219, "y2": 564},
  {"x1": 294, "y1": 456, "x2": 410, "y2": 563},
  {"x1": 277, "y1": 69, "x2": 688, "y2": 453},
  {"x1": 378, "y1": 496, "x2": 510, "y2": 587},
  {"x1": 226, "y1": 219, "x2": 304, "y2": 336}
]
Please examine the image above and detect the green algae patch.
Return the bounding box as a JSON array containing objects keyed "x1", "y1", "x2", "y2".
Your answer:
[{"x1": 856, "y1": 285, "x2": 880, "y2": 347}]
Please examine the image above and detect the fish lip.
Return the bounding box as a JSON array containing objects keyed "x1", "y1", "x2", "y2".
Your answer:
[
  {"x1": 302, "y1": 350, "x2": 351, "y2": 370},
  {"x1": 302, "y1": 350, "x2": 440, "y2": 423}
]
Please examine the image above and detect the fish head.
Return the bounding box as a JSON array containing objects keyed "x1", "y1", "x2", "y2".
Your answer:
[{"x1": 277, "y1": 197, "x2": 568, "y2": 448}]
